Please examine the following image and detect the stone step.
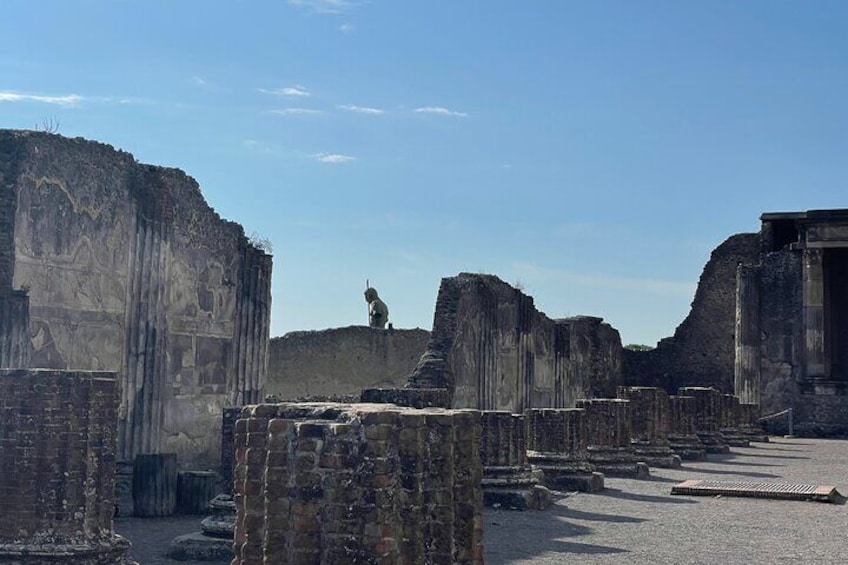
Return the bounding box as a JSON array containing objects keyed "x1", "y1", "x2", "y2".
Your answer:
[{"x1": 670, "y1": 480, "x2": 846, "y2": 503}]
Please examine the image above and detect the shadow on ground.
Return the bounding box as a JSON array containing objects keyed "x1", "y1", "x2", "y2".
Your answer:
[{"x1": 485, "y1": 502, "x2": 628, "y2": 562}]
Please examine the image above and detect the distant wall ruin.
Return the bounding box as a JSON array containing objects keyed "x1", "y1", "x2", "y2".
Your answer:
[
  {"x1": 623, "y1": 233, "x2": 760, "y2": 393},
  {"x1": 0, "y1": 130, "x2": 272, "y2": 467},
  {"x1": 266, "y1": 326, "x2": 428, "y2": 400},
  {"x1": 407, "y1": 273, "x2": 623, "y2": 411}
]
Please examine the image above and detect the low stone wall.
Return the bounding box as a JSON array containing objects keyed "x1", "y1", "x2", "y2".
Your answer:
[
  {"x1": 266, "y1": 326, "x2": 429, "y2": 400},
  {"x1": 231, "y1": 402, "x2": 484, "y2": 564},
  {"x1": 0, "y1": 369, "x2": 131, "y2": 564}
]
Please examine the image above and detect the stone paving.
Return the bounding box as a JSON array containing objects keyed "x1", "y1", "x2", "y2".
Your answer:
[{"x1": 116, "y1": 437, "x2": 848, "y2": 564}]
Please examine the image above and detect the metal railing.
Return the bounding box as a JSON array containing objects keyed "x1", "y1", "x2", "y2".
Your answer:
[{"x1": 758, "y1": 408, "x2": 793, "y2": 436}]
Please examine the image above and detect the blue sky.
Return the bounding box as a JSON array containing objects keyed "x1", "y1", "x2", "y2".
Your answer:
[{"x1": 2, "y1": 1, "x2": 847, "y2": 345}]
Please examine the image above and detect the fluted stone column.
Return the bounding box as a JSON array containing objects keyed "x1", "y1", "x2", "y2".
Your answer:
[
  {"x1": 479, "y1": 411, "x2": 551, "y2": 510},
  {"x1": 803, "y1": 248, "x2": 826, "y2": 378},
  {"x1": 678, "y1": 387, "x2": 730, "y2": 454},
  {"x1": 0, "y1": 290, "x2": 31, "y2": 368},
  {"x1": 575, "y1": 398, "x2": 649, "y2": 477},
  {"x1": 526, "y1": 408, "x2": 604, "y2": 492},
  {"x1": 735, "y1": 264, "x2": 762, "y2": 404},
  {"x1": 667, "y1": 395, "x2": 707, "y2": 461},
  {"x1": 617, "y1": 386, "x2": 680, "y2": 468}
]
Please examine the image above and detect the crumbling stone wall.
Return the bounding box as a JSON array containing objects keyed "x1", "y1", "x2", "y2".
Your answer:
[
  {"x1": 232, "y1": 402, "x2": 483, "y2": 564},
  {"x1": 266, "y1": 326, "x2": 429, "y2": 400},
  {"x1": 0, "y1": 369, "x2": 131, "y2": 563},
  {"x1": 408, "y1": 273, "x2": 623, "y2": 411},
  {"x1": 0, "y1": 130, "x2": 272, "y2": 468},
  {"x1": 623, "y1": 234, "x2": 760, "y2": 393}
]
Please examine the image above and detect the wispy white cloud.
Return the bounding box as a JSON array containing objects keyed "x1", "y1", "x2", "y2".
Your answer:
[
  {"x1": 192, "y1": 75, "x2": 209, "y2": 87},
  {"x1": 243, "y1": 139, "x2": 280, "y2": 156},
  {"x1": 337, "y1": 104, "x2": 384, "y2": 115},
  {"x1": 414, "y1": 106, "x2": 468, "y2": 118},
  {"x1": 268, "y1": 108, "x2": 325, "y2": 116},
  {"x1": 339, "y1": 23, "x2": 355, "y2": 34},
  {"x1": 513, "y1": 262, "x2": 696, "y2": 297},
  {"x1": 313, "y1": 153, "x2": 355, "y2": 163},
  {"x1": 259, "y1": 85, "x2": 310, "y2": 97},
  {"x1": 288, "y1": 0, "x2": 354, "y2": 14},
  {"x1": 0, "y1": 90, "x2": 83, "y2": 106}
]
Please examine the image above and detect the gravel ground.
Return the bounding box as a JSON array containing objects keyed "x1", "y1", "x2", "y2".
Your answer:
[{"x1": 116, "y1": 437, "x2": 848, "y2": 564}]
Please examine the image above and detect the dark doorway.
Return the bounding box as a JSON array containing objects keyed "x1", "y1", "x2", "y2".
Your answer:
[{"x1": 824, "y1": 248, "x2": 848, "y2": 380}]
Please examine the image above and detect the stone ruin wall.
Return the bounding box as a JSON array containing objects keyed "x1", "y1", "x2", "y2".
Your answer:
[
  {"x1": 407, "y1": 273, "x2": 623, "y2": 411},
  {"x1": 623, "y1": 233, "x2": 761, "y2": 394},
  {"x1": 0, "y1": 130, "x2": 272, "y2": 468},
  {"x1": 265, "y1": 326, "x2": 429, "y2": 400}
]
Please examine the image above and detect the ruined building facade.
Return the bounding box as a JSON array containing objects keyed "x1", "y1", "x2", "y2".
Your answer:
[
  {"x1": 626, "y1": 209, "x2": 848, "y2": 437},
  {"x1": 0, "y1": 130, "x2": 272, "y2": 467},
  {"x1": 406, "y1": 273, "x2": 623, "y2": 411},
  {"x1": 736, "y1": 210, "x2": 848, "y2": 435}
]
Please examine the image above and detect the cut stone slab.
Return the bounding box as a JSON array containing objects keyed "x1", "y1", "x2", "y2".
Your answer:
[
  {"x1": 671, "y1": 480, "x2": 846, "y2": 503},
  {"x1": 169, "y1": 532, "x2": 234, "y2": 561}
]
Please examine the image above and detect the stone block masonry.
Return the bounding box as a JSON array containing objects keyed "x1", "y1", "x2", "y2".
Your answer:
[
  {"x1": 0, "y1": 369, "x2": 132, "y2": 564},
  {"x1": 231, "y1": 402, "x2": 484, "y2": 564}
]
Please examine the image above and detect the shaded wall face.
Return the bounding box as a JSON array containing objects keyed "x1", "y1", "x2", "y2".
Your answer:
[
  {"x1": 755, "y1": 252, "x2": 803, "y2": 416},
  {"x1": 266, "y1": 327, "x2": 429, "y2": 400},
  {"x1": 3, "y1": 132, "x2": 271, "y2": 468},
  {"x1": 623, "y1": 233, "x2": 761, "y2": 394}
]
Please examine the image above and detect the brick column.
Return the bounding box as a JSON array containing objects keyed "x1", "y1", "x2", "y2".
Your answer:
[
  {"x1": 678, "y1": 387, "x2": 730, "y2": 454},
  {"x1": 0, "y1": 369, "x2": 132, "y2": 564},
  {"x1": 617, "y1": 386, "x2": 680, "y2": 468},
  {"x1": 231, "y1": 402, "x2": 484, "y2": 565},
  {"x1": 667, "y1": 395, "x2": 707, "y2": 461},
  {"x1": 479, "y1": 411, "x2": 551, "y2": 510},
  {"x1": 575, "y1": 399, "x2": 649, "y2": 477},
  {"x1": 718, "y1": 394, "x2": 750, "y2": 447},
  {"x1": 525, "y1": 408, "x2": 604, "y2": 492}
]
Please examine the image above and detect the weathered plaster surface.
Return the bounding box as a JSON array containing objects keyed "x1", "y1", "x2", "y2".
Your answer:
[
  {"x1": 266, "y1": 325, "x2": 429, "y2": 399},
  {"x1": 0, "y1": 130, "x2": 272, "y2": 467},
  {"x1": 408, "y1": 273, "x2": 623, "y2": 411}
]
